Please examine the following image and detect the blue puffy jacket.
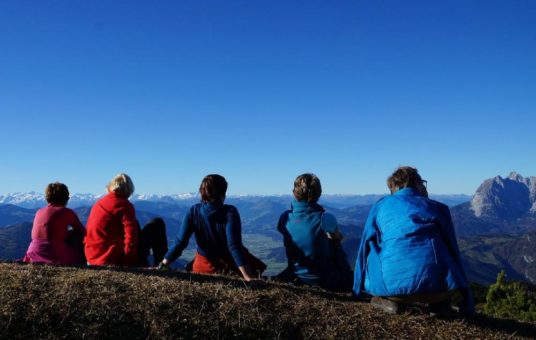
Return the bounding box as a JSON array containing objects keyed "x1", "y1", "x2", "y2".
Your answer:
[{"x1": 353, "y1": 188, "x2": 474, "y2": 314}]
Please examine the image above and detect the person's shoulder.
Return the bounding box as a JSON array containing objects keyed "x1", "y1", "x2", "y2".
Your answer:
[
  {"x1": 321, "y1": 212, "x2": 337, "y2": 223},
  {"x1": 36, "y1": 205, "x2": 49, "y2": 213},
  {"x1": 61, "y1": 206, "x2": 78, "y2": 215},
  {"x1": 372, "y1": 195, "x2": 390, "y2": 208},
  {"x1": 223, "y1": 204, "x2": 239, "y2": 214},
  {"x1": 189, "y1": 203, "x2": 202, "y2": 214},
  {"x1": 277, "y1": 210, "x2": 292, "y2": 231},
  {"x1": 321, "y1": 212, "x2": 338, "y2": 232},
  {"x1": 279, "y1": 209, "x2": 291, "y2": 220},
  {"x1": 426, "y1": 198, "x2": 450, "y2": 213}
]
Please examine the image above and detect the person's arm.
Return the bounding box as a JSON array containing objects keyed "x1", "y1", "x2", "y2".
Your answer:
[
  {"x1": 225, "y1": 207, "x2": 257, "y2": 281},
  {"x1": 353, "y1": 202, "x2": 380, "y2": 298},
  {"x1": 277, "y1": 211, "x2": 294, "y2": 266},
  {"x1": 321, "y1": 213, "x2": 343, "y2": 242},
  {"x1": 69, "y1": 209, "x2": 86, "y2": 237},
  {"x1": 121, "y1": 202, "x2": 139, "y2": 266},
  {"x1": 161, "y1": 209, "x2": 194, "y2": 267},
  {"x1": 437, "y1": 204, "x2": 475, "y2": 315}
]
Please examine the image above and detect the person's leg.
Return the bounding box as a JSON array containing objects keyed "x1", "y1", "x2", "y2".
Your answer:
[
  {"x1": 321, "y1": 267, "x2": 354, "y2": 292},
  {"x1": 320, "y1": 241, "x2": 353, "y2": 292},
  {"x1": 245, "y1": 251, "x2": 267, "y2": 277},
  {"x1": 370, "y1": 296, "x2": 403, "y2": 314},
  {"x1": 388, "y1": 291, "x2": 454, "y2": 305},
  {"x1": 139, "y1": 218, "x2": 168, "y2": 266},
  {"x1": 372, "y1": 291, "x2": 456, "y2": 316}
]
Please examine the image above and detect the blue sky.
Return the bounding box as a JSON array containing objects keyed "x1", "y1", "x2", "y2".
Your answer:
[{"x1": 1, "y1": 1, "x2": 535, "y2": 195}]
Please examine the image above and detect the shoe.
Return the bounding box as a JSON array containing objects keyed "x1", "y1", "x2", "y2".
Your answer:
[
  {"x1": 429, "y1": 301, "x2": 458, "y2": 318},
  {"x1": 370, "y1": 296, "x2": 401, "y2": 314}
]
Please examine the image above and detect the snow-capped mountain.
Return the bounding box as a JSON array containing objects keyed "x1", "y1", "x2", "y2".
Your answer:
[
  {"x1": 0, "y1": 192, "x2": 50, "y2": 209},
  {"x1": 0, "y1": 192, "x2": 200, "y2": 209}
]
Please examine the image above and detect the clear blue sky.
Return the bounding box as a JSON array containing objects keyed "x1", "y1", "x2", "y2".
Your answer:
[{"x1": 1, "y1": 1, "x2": 535, "y2": 195}]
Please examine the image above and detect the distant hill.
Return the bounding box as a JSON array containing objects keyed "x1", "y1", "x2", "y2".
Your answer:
[
  {"x1": 1, "y1": 263, "x2": 534, "y2": 339},
  {"x1": 458, "y1": 232, "x2": 536, "y2": 284},
  {"x1": 0, "y1": 204, "x2": 35, "y2": 228},
  {"x1": 0, "y1": 222, "x2": 32, "y2": 260}
]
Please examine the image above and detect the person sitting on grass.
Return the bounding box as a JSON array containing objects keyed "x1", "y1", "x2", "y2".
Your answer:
[
  {"x1": 23, "y1": 182, "x2": 86, "y2": 265},
  {"x1": 158, "y1": 174, "x2": 266, "y2": 281},
  {"x1": 353, "y1": 166, "x2": 474, "y2": 316},
  {"x1": 84, "y1": 173, "x2": 168, "y2": 267},
  {"x1": 276, "y1": 173, "x2": 353, "y2": 292}
]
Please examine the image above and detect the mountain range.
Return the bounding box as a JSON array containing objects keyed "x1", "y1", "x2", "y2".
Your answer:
[
  {"x1": 1, "y1": 173, "x2": 534, "y2": 284},
  {"x1": 0, "y1": 192, "x2": 470, "y2": 209}
]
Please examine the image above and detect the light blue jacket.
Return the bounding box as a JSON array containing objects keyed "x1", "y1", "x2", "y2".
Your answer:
[{"x1": 353, "y1": 188, "x2": 474, "y2": 314}]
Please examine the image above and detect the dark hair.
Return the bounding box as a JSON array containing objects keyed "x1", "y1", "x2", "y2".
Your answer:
[
  {"x1": 293, "y1": 173, "x2": 322, "y2": 202},
  {"x1": 387, "y1": 166, "x2": 423, "y2": 193},
  {"x1": 199, "y1": 174, "x2": 228, "y2": 203},
  {"x1": 45, "y1": 182, "x2": 70, "y2": 206}
]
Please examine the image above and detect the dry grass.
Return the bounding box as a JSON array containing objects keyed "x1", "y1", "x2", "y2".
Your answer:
[{"x1": 0, "y1": 262, "x2": 534, "y2": 339}]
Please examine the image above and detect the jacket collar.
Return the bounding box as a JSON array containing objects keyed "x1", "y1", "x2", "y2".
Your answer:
[
  {"x1": 393, "y1": 188, "x2": 421, "y2": 197},
  {"x1": 291, "y1": 200, "x2": 324, "y2": 213}
]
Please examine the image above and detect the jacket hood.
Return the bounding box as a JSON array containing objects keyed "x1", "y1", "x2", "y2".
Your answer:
[{"x1": 201, "y1": 202, "x2": 224, "y2": 216}]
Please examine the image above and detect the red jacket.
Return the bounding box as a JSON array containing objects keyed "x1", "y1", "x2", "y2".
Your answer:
[{"x1": 84, "y1": 192, "x2": 138, "y2": 266}]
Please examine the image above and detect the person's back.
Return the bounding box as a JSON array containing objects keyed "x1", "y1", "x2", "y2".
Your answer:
[
  {"x1": 364, "y1": 188, "x2": 467, "y2": 296},
  {"x1": 277, "y1": 174, "x2": 352, "y2": 292},
  {"x1": 84, "y1": 174, "x2": 138, "y2": 266},
  {"x1": 353, "y1": 166, "x2": 474, "y2": 315},
  {"x1": 24, "y1": 182, "x2": 85, "y2": 265},
  {"x1": 32, "y1": 205, "x2": 81, "y2": 241},
  {"x1": 188, "y1": 202, "x2": 244, "y2": 263},
  {"x1": 279, "y1": 202, "x2": 332, "y2": 281},
  {"x1": 160, "y1": 174, "x2": 266, "y2": 281}
]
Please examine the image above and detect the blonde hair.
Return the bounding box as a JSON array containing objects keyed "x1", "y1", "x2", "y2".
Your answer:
[{"x1": 107, "y1": 173, "x2": 135, "y2": 198}]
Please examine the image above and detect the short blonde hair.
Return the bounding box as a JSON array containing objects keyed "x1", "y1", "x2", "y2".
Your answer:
[{"x1": 107, "y1": 173, "x2": 135, "y2": 198}]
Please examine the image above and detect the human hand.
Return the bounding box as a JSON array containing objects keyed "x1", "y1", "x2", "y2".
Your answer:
[{"x1": 156, "y1": 262, "x2": 170, "y2": 271}]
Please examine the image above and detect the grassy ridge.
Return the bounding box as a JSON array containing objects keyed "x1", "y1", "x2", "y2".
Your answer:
[{"x1": 0, "y1": 263, "x2": 534, "y2": 339}]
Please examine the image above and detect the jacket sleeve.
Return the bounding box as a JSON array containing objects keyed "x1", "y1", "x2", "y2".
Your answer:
[
  {"x1": 277, "y1": 211, "x2": 293, "y2": 266},
  {"x1": 438, "y1": 204, "x2": 475, "y2": 315},
  {"x1": 164, "y1": 209, "x2": 194, "y2": 263},
  {"x1": 353, "y1": 202, "x2": 380, "y2": 298},
  {"x1": 69, "y1": 209, "x2": 86, "y2": 237},
  {"x1": 121, "y1": 202, "x2": 139, "y2": 266},
  {"x1": 225, "y1": 207, "x2": 247, "y2": 267},
  {"x1": 320, "y1": 213, "x2": 338, "y2": 234}
]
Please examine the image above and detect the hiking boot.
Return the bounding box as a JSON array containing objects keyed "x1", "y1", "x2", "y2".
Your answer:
[
  {"x1": 370, "y1": 296, "x2": 402, "y2": 314},
  {"x1": 429, "y1": 301, "x2": 458, "y2": 318}
]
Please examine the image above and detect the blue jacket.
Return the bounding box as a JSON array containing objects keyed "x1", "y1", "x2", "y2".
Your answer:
[
  {"x1": 353, "y1": 188, "x2": 474, "y2": 314},
  {"x1": 277, "y1": 200, "x2": 340, "y2": 285},
  {"x1": 165, "y1": 202, "x2": 248, "y2": 267}
]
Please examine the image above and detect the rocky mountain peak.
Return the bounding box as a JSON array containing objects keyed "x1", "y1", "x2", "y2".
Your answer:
[
  {"x1": 471, "y1": 172, "x2": 535, "y2": 219},
  {"x1": 508, "y1": 171, "x2": 523, "y2": 181}
]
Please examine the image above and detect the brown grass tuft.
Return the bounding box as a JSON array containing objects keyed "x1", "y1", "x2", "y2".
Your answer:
[{"x1": 0, "y1": 262, "x2": 534, "y2": 339}]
